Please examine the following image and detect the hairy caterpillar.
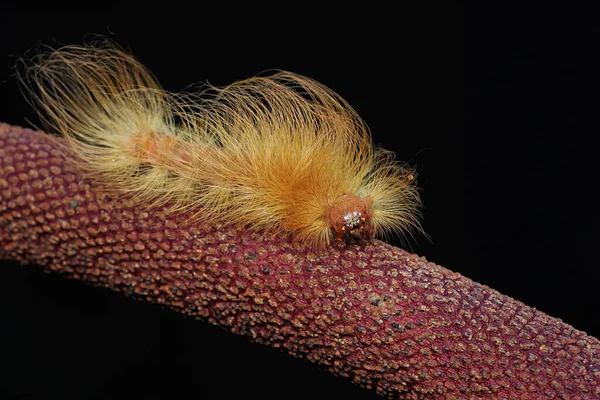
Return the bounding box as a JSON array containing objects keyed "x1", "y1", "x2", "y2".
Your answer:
[{"x1": 19, "y1": 41, "x2": 421, "y2": 249}]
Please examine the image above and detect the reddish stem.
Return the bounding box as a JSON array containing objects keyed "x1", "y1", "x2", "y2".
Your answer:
[{"x1": 1, "y1": 122, "x2": 599, "y2": 399}]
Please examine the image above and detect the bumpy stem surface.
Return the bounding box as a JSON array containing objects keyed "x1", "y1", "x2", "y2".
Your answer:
[{"x1": 1, "y1": 122, "x2": 599, "y2": 399}]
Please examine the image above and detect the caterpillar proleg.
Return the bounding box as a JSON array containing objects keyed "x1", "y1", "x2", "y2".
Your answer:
[{"x1": 20, "y1": 41, "x2": 422, "y2": 249}]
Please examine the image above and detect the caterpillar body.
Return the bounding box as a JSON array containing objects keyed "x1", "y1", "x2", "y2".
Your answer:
[{"x1": 20, "y1": 42, "x2": 421, "y2": 249}]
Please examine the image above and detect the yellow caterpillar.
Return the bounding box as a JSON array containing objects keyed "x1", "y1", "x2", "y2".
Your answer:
[{"x1": 20, "y1": 41, "x2": 421, "y2": 249}]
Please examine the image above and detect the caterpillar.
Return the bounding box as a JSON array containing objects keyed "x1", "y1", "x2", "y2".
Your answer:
[{"x1": 19, "y1": 41, "x2": 421, "y2": 249}]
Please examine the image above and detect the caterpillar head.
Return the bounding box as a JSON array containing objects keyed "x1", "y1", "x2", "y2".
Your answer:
[{"x1": 327, "y1": 194, "x2": 374, "y2": 244}]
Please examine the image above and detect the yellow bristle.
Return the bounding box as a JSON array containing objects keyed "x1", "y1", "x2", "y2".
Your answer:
[{"x1": 19, "y1": 40, "x2": 422, "y2": 249}]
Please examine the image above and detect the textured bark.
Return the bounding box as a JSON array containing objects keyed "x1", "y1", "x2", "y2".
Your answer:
[{"x1": 1, "y1": 122, "x2": 599, "y2": 399}]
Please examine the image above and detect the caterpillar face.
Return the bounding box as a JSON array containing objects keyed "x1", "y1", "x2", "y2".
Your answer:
[{"x1": 327, "y1": 194, "x2": 374, "y2": 244}]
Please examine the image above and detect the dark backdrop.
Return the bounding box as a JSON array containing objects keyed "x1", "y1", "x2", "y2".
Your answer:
[{"x1": 0, "y1": 3, "x2": 598, "y2": 399}]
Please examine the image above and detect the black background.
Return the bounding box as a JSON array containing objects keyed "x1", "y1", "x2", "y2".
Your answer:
[{"x1": 0, "y1": 3, "x2": 598, "y2": 399}]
